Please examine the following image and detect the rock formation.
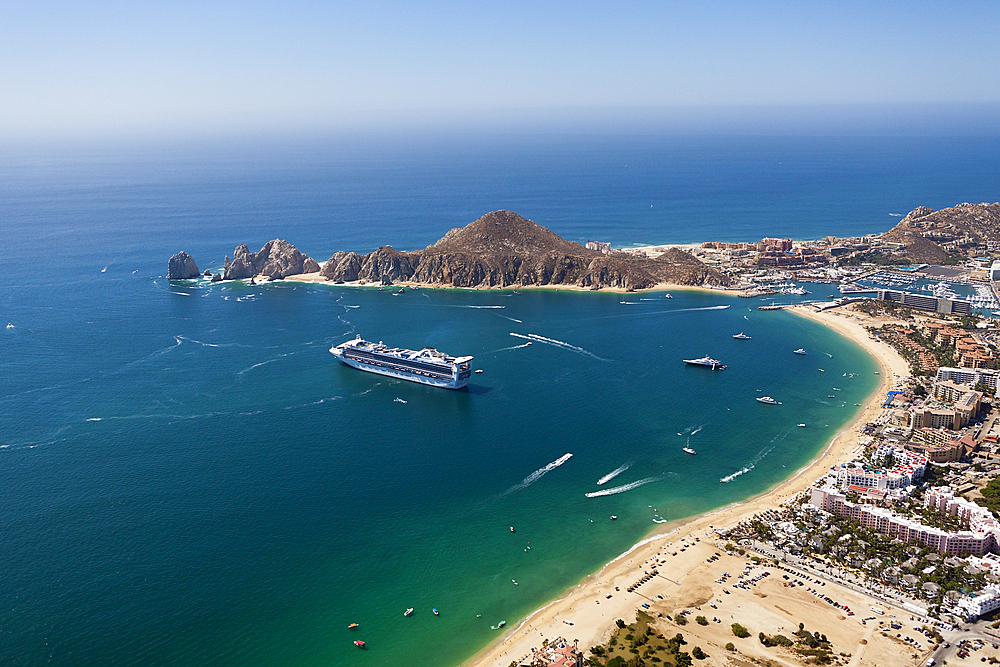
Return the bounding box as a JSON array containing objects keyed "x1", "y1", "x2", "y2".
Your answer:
[
  {"x1": 883, "y1": 202, "x2": 1000, "y2": 263},
  {"x1": 320, "y1": 210, "x2": 730, "y2": 290},
  {"x1": 222, "y1": 239, "x2": 320, "y2": 281},
  {"x1": 167, "y1": 252, "x2": 200, "y2": 280}
]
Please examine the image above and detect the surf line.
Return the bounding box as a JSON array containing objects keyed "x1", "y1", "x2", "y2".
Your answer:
[{"x1": 503, "y1": 453, "x2": 573, "y2": 495}]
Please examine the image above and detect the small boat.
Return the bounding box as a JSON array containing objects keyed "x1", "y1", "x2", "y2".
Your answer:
[
  {"x1": 756, "y1": 396, "x2": 778, "y2": 405},
  {"x1": 5, "y1": 323, "x2": 13, "y2": 329},
  {"x1": 733, "y1": 332, "x2": 751, "y2": 340},
  {"x1": 512, "y1": 579, "x2": 518, "y2": 585},
  {"x1": 394, "y1": 397, "x2": 407, "y2": 403},
  {"x1": 610, "y1": 515, "x2": 618, "y2": 520},
  {"x1": 828, "y1": 395, "x2": 836, "y2": 398},
  {"x1": 354, "y1": 640, "x2": 366, "y2": 648},
  {"x1": 404, "y1": 608, "x2": 414, "y2": 616},
  {"x1": 510, "y1": 526, "x2": 515, "y2": 532},
  {"x1": 683, "y1": 447, "x2": 696, "y2": 455},
  {"x1": 475, "y1": 369, "x2": 483, "y2": 373},
  {"x1": 348, "y1": 623, "x2": 359, "y2": 630},
  {"x1": 393, "y1": 287, "x2": 405, "y2": 295},
  {"x1": 874, "y1": 371, "x2": 880, "y2": 375},
  {"x1": 664, "y1": 293, "x2": 673, "y2": 299},
  {"x1": 797, "y1": 423, "x2": 806, "y2": 428},
  {"x1": 794, "y1": 348, "x2": 808, "y2": 355},
  {"x1": 498, "y1": 620, "x2": 506, "y2": 628},
  {"x1": 433, "y1": 608, "x2": 439, "y2": 615}
]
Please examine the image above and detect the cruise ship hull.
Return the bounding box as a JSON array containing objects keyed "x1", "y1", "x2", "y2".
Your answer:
[
  {"x1": 330, "y1": 337, "x2": 473, "y2": 389},
  {"x1": 337, "y1": 355, "x2": 470, "y2": 389}
]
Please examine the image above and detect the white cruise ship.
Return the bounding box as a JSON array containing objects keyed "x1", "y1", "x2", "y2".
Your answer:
[{"x1": 330, "y1": 336, "x2": 473, "y2": 389}]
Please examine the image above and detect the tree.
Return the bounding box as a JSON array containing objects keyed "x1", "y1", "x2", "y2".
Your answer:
[
  {"x1": 692, "y1": 646, "x2": 706, "y2": 660},
  {"x1": 616, "y1": 619, "x2": 627, "y2": 629},
  {"x1": 732, "y1": 623, "x2": 750, "y2": 638},
  {"x1": 725, "y1": 642, "x2": 736, "y2": 651},
  {"x1": 674, "y1": 613, "x2": 688, "y2": 625}
]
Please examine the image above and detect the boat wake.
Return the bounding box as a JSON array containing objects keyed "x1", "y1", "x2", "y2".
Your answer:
[
  {"x1": 485, "y1": 342, "x2": 533, "y2": 354},
  {"x1": 597, "y1": 462, "x2": 631, "y2": 485},
  {"x1": 447, "y1": 305, "x2": 505, "y2": 309},
  {"x1": 719, "y1": 446, "x2": 773, "y2": 483},
  {"x1": 509, "y1": 333, "x2": 606, "y2": 361},
  {"x1": 504, "y1": 453, "x2": 573, "y2": 495},
  {"x1": 86, "y1": 417, "x2": 102, "y2": 422},
  {"x1": 585, "y1": 477, "x2": 659, "y2": 498},
  {"x1": 498, "y1": 315, "x2": 522, "y2": 323}
]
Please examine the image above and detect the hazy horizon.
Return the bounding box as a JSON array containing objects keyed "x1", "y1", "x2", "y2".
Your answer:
[{"x1": 3, "y1": 1, "x2": 998, "y2": 142}]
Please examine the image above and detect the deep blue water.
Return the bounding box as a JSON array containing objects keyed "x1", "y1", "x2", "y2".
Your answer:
[{"x1": 0, "y1": 133, "x2": 996, "y2": 666}]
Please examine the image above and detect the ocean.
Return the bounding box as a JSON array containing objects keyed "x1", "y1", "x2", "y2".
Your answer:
[{"x1": 0, "y1": 133, "x2": 997, "y2": 666}]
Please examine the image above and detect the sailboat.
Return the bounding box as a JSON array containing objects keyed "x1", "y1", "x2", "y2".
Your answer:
[{"x1": 683, "y1": 437, "x2": 696, "y2": 455}]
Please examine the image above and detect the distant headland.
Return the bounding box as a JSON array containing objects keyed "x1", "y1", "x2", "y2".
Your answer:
[{"x1": 168, "y1": 202, "x2": 1000, "y2": 290}]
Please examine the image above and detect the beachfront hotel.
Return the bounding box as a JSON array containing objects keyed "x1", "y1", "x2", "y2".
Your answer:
[
  {"x1": 810, "y1": 486, "x2": 997, "y2": 556},
  {"x1": 825, "y1": 447, "x2": 927, "y2": 492}
]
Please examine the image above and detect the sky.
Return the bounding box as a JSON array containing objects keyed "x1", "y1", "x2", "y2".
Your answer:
[{"x1": 2, "y1": 0, "x2": 999, "y2": 139}]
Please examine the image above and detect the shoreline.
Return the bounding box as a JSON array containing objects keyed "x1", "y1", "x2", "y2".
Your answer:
[{"x1": 460, "y1": 302, "x2": 910, "y2": 667}]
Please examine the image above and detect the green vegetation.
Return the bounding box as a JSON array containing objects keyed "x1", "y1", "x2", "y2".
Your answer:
[
  {"x1": 695, "y1": 616, "x2": 708, "y2": 626},
  {"x1": 976, "y1": 477, "x2": 1000, "y2": 517},
  {"x1": 674, "y1": 613, "x2": 687, "y2": 625},
  {"x1": 691, "y1": 646, "x2": 706, "y2": 660},
  {"x1": 731, "y1": 623, "x2": 750, "y2": 638},
  {"x1": 725, "y1": 642, "x2": 736, "y2": 652}
]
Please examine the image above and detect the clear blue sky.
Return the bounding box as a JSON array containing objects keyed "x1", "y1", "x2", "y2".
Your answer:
[{"x1": 3, "y1": 0, "x2": 999, "y2": 139}]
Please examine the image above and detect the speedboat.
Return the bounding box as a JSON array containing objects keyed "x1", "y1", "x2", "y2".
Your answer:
[
  {"x1": 354, "y1": 640, "x2": 366, "y2": 648},
  {"x1": 475, "y1": 369, "x2": 483, "y2": 373},
  {"x1": 733, "y1": 332, "x2": 751, "y2": 340},
  {"x1": 404, "y1": 608, "x2": 414, "y2": 616},
  {"x1": 433, "y1": 608, "x2": 439, "y2": 615},
  {"x1": 348, "y1": 623, "x2": 359, "y2": 630},
  {"x1": 756, "y1": 396, "x2": 778, "y2": 405},
  {"x1": 683, "y1": 447, "x2": 696, "y2": 455},
  {"x1": 797, "y1": 424, "x2": 806, "y2": 428},
  {"x1": 498, "y1": 620, "x2": 506, "y2": 628},
  {"x1": 610, "y1": 515, "x2": 618, "y2": 520},
  {"x1": 793, "y1": 348, "x2": 808, "y2": 355}
]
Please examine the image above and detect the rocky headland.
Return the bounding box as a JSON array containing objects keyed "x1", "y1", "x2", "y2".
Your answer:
[
  {"x1": 882, "y1": 201, "x2": 1000, "y2": 263},
  {"x1": 167, "y1": 240, "x2": 320, "y2": 281},
  {"x1": 319, "y1": 210, "x2": 730, "y2": 290}
]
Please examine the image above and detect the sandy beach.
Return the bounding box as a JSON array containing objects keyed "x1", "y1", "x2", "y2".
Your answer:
[{"x1": 461, "y1": 302, "x2": 915, "y2": 667}]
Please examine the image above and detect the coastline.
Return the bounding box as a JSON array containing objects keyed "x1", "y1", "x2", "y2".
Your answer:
[{"x1": 460, "y1": 302, "x2": 910, "y2": 667}]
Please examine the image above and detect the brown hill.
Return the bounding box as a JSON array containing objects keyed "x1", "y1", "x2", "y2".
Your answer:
[
  {"x1": 320, "y1": 210, "x2": 730, "y2": 290},
  {"x1": 883, "y1": 202, "x2": 1000, "y2": 261}
]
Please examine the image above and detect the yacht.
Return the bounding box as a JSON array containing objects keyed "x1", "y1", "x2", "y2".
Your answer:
[
  {"x1": 756, "y1": 396, "x2": 779, "y2": 405},
  {"x1": 793, "y1": 348, "x2": 808, "y2": 355},
  {"x1": 733, "y1": 332, "x2": 751, "y2": 340},
  {"x1": 683, "y1": 355, "x2": 727, "y2": 370}
]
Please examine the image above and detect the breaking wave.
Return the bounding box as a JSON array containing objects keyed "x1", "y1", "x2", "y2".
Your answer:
[
  {"x1": 585, "y1": 477, "x2": 659, "y2": 498},
  {"x1": 504, "y1": 453, "x2": 573, "y2": 495},
  {"x1": 509, "y1": 333, "x2": 606, "y2": 361},
  {"x1": 597, "y1": 462, "x2": 631, "y2": 485}
]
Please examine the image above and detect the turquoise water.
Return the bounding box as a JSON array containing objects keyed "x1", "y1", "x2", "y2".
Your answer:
[
  {"x1": 1, "y1": 276, "x2": 877, "y2": 666},
  {"x1": 2, "y1": 132, "x2": 992, "y2": 665}
]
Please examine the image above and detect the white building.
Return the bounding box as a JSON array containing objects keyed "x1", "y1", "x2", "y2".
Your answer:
[{"x1": 958, "y1": 584, "x2": 1000, "y2": 619}]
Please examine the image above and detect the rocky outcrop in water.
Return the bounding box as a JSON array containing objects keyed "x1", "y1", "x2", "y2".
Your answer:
[
  {"x1": 167, "y1": 252, "x2": 200, "y2": 280},
  {"x1": 320, "y1": 210, "x2": 730, "y2": 290},
  {"x1": 222, "y1": 240, "x2": 320, "y2": 281}
]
